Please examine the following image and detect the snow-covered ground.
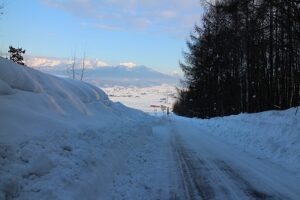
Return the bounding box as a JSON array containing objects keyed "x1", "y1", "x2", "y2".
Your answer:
[
  {"x1": 103, "y1": 84, "x2": 300, "y2": 173},
  {"x1": 103, "y1": 85, "x2": 177, "y2": 114},
  {"x1": 1, "y1": 57, "x2": 299, "y2": 199},
  {"x1": 0, "y1": 58, "x2": 154, "y2": 199},
  {"x1": 153, "y1": 115, "x2": 300, "y2": 199},
  {"x1": 171, "y1": 109, "x2": 300, "y2": 174}
]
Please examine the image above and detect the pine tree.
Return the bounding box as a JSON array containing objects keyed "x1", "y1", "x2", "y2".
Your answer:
[{"x1": 8, "y1": 46, "x2": 26, "y2": 65}]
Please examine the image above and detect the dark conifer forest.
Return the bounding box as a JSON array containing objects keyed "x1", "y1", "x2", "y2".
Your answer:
[{"x1": 174, "y1": 0, "x2": 300, "y2": 118}]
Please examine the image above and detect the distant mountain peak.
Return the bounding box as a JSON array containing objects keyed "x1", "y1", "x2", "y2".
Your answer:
[
  {"x1": 119, "y1": 62, "x2": 137, "y2": 68},
  {"x1": 26, "y1": 56, "x2": 179, "y2": 87}
]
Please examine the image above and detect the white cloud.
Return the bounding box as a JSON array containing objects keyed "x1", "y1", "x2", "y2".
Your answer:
[
  {"x1": 131, "y1": 18, "x2": 152, "y2": 29},
  {"x1": 40, "y1": 0, "x2": 202, "y2": 36},
  {"x1": 158, "y1": 10, "x2": 178, "y2": 19},
  {"x1": 94, "y1": 23, "x2": 121, "y2": 31}
]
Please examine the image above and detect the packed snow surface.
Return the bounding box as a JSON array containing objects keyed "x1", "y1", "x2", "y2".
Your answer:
[
  {"x1": 174, "y1": 109, "x2": 300, "y2": 173},
  {"x1": 103, "y1": 85, "x2": 177, "y2": 113},
  {"x1": 1, "y1": 57, "x2": 299, "y2": 199}
]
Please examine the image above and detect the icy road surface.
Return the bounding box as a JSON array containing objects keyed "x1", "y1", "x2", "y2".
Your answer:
[{"x1": 131, "y1": 118, "x2": 300, "y2": 200}]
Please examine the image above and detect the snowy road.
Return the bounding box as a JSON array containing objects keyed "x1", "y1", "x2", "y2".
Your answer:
[
  {"x1": 150, "y1": 119, "x2": 300, "y2": 200},
  {"x1": 1, "y1": 58, "x2": 299, "y2": 200}
]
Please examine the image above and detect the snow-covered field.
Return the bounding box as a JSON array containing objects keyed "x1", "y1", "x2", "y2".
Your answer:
[
  {"x1": 1, "y1": 57, "x2": 299, "y2": 199},
  {"x1": 103, "y1": 85, "x2": 177, "y2": 114}
]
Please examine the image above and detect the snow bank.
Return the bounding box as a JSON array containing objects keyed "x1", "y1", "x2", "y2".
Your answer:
[
  {"x1": 173, "y1": 108, "x2": 300, "y2": 173},
  {"x1": 0, "y1": 57, "x2": 153, "y2": 199}
]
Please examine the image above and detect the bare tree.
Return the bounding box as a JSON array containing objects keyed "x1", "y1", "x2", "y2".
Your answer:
[
  {"x1": 296, "y1": 100, "x2": 299, "y2": 115},
  {"x1": 80, "y1": 51, "x2": 86, "y2": 81},
  {"x1": 71, "y1": 51, "x2": 76, "y2": 80}
]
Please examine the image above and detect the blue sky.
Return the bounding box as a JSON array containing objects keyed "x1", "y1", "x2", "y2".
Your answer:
[{"x1": 0, "y1": 0, "x2": 203, "y2": 74}]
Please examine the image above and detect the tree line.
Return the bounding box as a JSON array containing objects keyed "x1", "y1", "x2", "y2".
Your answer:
[{"x1": 174, "y1": 0, "x2": 300, "y2": 118}]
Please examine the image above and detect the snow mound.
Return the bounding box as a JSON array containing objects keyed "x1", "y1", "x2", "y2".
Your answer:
[
  {"x1": 0, "y1": 57, "x2": 152, "y2": 139},
  {"x1": 0, "y1": 79, "x2": 15, "y2": 95},
  {"x1": 173, "y1": 108, "x2": 300, "y2": 172},
  {"x1": 0, "y1": 57, "x2": 153, "y2": 199},
  {"x1": 0, "y1": 57, "x2": 109, "y2": 112},
  {"x1": 0, "y1": 59, "x2": 43, "y2": 93}
]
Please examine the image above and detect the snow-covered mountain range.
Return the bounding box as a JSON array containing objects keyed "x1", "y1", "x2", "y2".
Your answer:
[
  {"x1": 43, "y1": 65, "x2": 178, "y2": 87},
  {"x1": 84, "y1": 65, "x2": 179, "y2": 87},
  {"x1": 26, "y1": 57, "x2": 180, "y2": 87}
]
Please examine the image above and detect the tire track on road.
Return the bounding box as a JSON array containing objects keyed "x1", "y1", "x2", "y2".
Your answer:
[
  {"x1": 215, "y1": 160, "x2": 288, "y2": 200},
  {"x1": 172, "y1": 135, "x2": 215, "y2": 200}
]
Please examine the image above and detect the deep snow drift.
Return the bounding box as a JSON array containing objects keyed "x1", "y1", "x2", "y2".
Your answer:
[
  {"x1": 0, "y1": 58, "x2": 153, "y2": 199},
  {"x1": 0, "y1": 58, "x2": 149, "y2": 139}
]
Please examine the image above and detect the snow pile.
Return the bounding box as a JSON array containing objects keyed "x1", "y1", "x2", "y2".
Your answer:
[
  {"x1": 173, "y1": 108, "x2": 300, "y2": 172},
  {"x1": 0, "y1": 57, "x2": 153, "y2": 199}
]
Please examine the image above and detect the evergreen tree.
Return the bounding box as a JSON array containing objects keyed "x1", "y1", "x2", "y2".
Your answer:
[
  {"x1": 174, "y1": 0, "x2": 300, "y2": 118},
  {"x1": 8, "y1": 46, "x2": 26, "y2": 65}
]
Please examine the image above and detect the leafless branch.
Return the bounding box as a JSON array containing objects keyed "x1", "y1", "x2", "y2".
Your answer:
[{"x1": 80, "y1": 51, "x2": 86, "y2": 81}]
